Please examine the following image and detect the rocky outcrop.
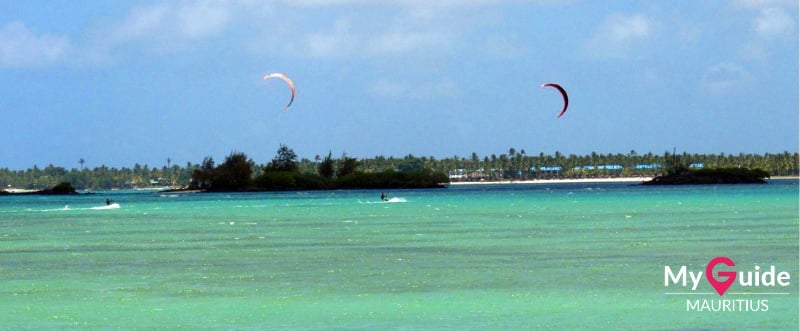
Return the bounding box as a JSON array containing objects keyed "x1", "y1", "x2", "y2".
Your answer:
[
  {"x1": 643, "y1": 168, "x2": 769, "y2": 185},
  {"x1": 1, "y1": 182, "x2": 80, "y2": 195}
]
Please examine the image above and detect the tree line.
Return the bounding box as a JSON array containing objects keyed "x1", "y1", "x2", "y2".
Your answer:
[
  {"x1": 0, "y1": 163, "x2": 192, "y2": 191},
  {"x1": 443, "y1": 149, "x2": 799, "y2": 181},
  {"x1": 1, "y1": 148, "x2": 797, "y2": 190},
  {"x1": 188, "y1": 145, "x2": 448, "y2": 191}
]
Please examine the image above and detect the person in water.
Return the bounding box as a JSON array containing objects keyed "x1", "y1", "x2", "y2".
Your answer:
[
  {"x1": 380, "y1": 193, "x2": 388, "y2": 201},
  {"x1": 106, "y1": 198, "x2": 113, "y2": 205}
]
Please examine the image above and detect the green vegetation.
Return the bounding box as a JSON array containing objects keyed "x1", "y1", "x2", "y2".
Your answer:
[
  {"x1": 643, "y1": 153, "x2": 770, "y2": 185},
  {"x1": 0, "y1": 162, "x2": 192, "y2": 191},
  {"x1": 189, "y1": 152, "x2": 254, "y2": 192},
  {"x1": 190, "y1": 145, "x2": 448, "y2": 191},
  {"x1": 0, "y1": 148, "x2": 797, "y2": 190}
]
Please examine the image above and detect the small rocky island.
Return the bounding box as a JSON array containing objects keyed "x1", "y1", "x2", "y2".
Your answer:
[
  {"x1": 643, "y1": 167, "x2": 769, "y2": 185},
  {"x1": 186, "y1": 148, "x2": 450, "y2": 192},
  {"x1": 0, "y1": 182, "x2": 81, "y2": 195}
]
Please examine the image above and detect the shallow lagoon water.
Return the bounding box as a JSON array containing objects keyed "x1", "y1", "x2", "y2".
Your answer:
[{"x1": 1, "y1": 180, "x2": 797, "y2": 329}]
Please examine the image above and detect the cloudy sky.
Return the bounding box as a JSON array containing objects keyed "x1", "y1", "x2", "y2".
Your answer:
[{"x1": 1, "y1": 0, "x2": 797, "y2": 169}]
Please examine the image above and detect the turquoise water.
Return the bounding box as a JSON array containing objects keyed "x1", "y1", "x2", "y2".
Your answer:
[{"x1": 1, "y1": 180, "x2": 798, "y2": 330}]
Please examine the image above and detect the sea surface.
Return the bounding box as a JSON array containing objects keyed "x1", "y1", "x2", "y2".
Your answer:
[{"x1": 1, "y1": 180, "x2": 798, "y2": 330}]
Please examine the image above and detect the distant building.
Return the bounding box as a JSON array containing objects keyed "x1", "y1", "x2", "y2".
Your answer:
[
  {"x1": 635, "y1": 164, "x2": 661, "y2": 169},
  {"x1": 538, "y1": 166, "x2": 563, "y2": 172},
  {"x1": 468, "y1": 171, "x2": 487, "y2": 181},
  {"x1": 448, "y1": 168, "x2": 466, "y2": 180},
  {"x1": 573, "y1": 165, "x2": 623, "y2": 171},
  {"x1": 533, "y1": 166, "x2": 562, "y2": 179}
]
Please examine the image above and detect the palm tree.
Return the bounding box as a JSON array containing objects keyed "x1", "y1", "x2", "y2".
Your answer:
[
  {"x1": 165, "y1": 157, "x2": 173, "y2": 185},
  {"x1": 79, "y1": 158, "x2": 85, "y2": 171},
  {"x1": 516, "y1": 149, "x2": 525, "y2": 179}
]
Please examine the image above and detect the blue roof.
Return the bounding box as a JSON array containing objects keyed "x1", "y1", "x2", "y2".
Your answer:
[
  {"x1": 538, "y1": 166, "x2": 563, "y2": 171},
  {"x1": 635, "y1": 163, "x2": 661, "y2": 169},
  {"x1": 574, "y1": 165, "x2": 623, "y2": 170}
]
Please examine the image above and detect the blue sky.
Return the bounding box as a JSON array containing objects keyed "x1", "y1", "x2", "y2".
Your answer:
[{"x1": 1, "y1": 0, "x2": 797, "y2": 170}]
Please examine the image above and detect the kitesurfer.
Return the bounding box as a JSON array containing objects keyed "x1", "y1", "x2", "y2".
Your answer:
[
  {"x1": 381, "y1": 193, "x2": 388, "y2": 201},
  {"x1": 541, "y1": 83, "x2": 568, "y2": 118},
  {"x1": 263, "y1": 72, "x2": 296, "y2": 109}
]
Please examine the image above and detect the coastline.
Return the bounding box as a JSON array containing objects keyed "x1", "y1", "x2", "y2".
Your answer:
[
  {"x1": 447, "y1": 177, "x2": 653, "y2": 185},
  {"x1": 448, "y1": 175, "x2": 798, "y2": 186},
  {"x1": 3, "y1": 177, "x2": 794, "y2": 193},
  {"x1": 3, "y1": 188, "x2": 39, "y2": 193}
]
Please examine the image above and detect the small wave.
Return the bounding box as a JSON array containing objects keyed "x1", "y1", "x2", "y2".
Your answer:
[
  {"x1": 360, "y1": 197, "x2": 407, "y2": 204},
  {"x1": 91, "y1": 203, "x2": 120, "y2": 210},
  {"x1": 39, "y1": 203, "x2": 120, "y2": 212},
  {"x1": 40, "y1": 205, "x2": 72, "y2": 212}
]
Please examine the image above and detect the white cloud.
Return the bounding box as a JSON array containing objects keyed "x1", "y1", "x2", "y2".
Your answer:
[
  {"x1": 176, "y1": 1, "x2": 233, "y2": 40},
  {"x1": 5, "y1": 0, "x2": 559, "y2": 66},
  {"x1": 0, "y1": 21, "x2": 71, "y2": 68},
  {"x1": 284, "y1": 0, "x2": 558, "y2": 7},
  {"x1": 109, "y1": 4, "x2": 170, "y2": 42},
  {"x1": 367, "y1": 78, "x2": 461, "y2": 99},
  {"x1": 296, "y1": 7, "x2": 459, "y2": 59},
  {"x1": 754, "y1": 7, "x2": 794, "y2": 39},
  {"x1": 103, "y1": 1, "x2": 233, "y2": 52},
  {"x1": 483, "y1": 35, "x2": 530, "y2": 58},
  {"x1": 734, "y1": 0, "x2": 798, "y2": 9},
  {"x1": 69, "y1": 0, "x2": 566, "y2": 63},
  {"x1": 366, "y1": 30, "x2": 451, "y2": 56},
  {"x1": 732, "y1": 4, "x2": 796, "y2": 61},
  {"x1": 584, "y1": 14, "x2": 653, "y2": 58},
  {"x1": 701, "y1": 62, "x2": 754, "y2": 93},
  {"x1": 304, "y1": 19, "x2": 357, "y2": 58}
]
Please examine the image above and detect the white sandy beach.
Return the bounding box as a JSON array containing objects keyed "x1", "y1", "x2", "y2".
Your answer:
[
  {"x1": 447, "y1": 177, "x2": 654, "y2": 185},
  {"x1": 3, "y1": 188, "x2": 39, "y2": 193}
]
